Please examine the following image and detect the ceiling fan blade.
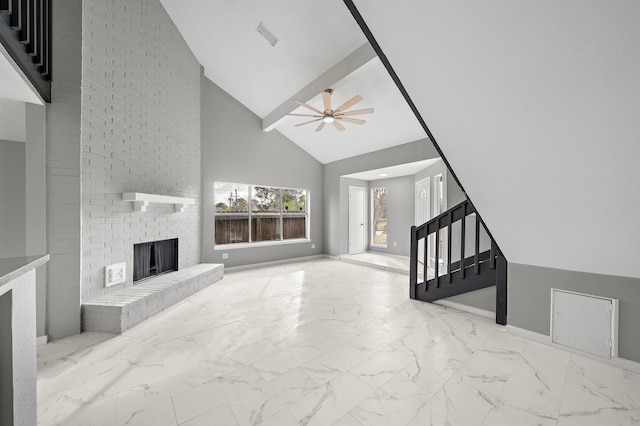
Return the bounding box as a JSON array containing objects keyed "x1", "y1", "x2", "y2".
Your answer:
[
  {"x1": 315, "y1": 122, "x2": 326, "y2": 132},
  {"x1": 334, "y1": 95, "x2": 363, "y2": 113},
  {"x1": 295, "y1": 118, "x2": 323, "y2": 127},
  {"x1": 336, "y1": 108, "x2": 374, "y2": 117},
  {"x1": 337, "y1": 117, "x2": 366, "y2": 125},
  {"x1": 333, "y1": 121, "x2": 345, "y2": 131},
  {"x1": 293, "y1": 99, "x2": 323, "y2": 115},
  {"x1": 286, "y1": 113, "x2": 323, "y2": 118},
  {"x1": 322, "y1": 91, "x2": 332, "y2": 112}
]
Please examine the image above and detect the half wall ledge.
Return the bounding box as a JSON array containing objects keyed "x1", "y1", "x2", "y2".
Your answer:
[
  {"x1": 122, "y1": 192, "x2": 196, "y2": 212},
  {"x1": 82, "y1": 263, "x2": 224, "y2": 334}
]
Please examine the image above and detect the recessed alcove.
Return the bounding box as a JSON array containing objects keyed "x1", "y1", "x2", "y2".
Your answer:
[{"x1": 133, "y1": 238, "x2": 178, "y2": 282}]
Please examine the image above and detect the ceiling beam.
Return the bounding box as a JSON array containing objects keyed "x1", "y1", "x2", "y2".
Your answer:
[{"x1": 262, "y1": 42, "x2": 376, "y2": 132}]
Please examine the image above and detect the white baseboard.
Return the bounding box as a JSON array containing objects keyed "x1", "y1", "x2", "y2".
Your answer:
[
  {"x1": 434, "y1": 300, "x2": 496, "y2": 320},
  {"x1": 224, "y1": 255, "x2": 329, "y2": 273},
  {"x1": 506, "y1": 325, "x2": 640, "y2": 374},
  {"x1": 36, "y1": 335, "x2": 48, "y2": 346}
]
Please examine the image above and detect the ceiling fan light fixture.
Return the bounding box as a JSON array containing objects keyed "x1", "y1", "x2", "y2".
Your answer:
[{"x1": 287, "y1": 89, "x2": 373, "y2": 132}]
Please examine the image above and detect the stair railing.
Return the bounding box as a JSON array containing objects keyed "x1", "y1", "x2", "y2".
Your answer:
[{"x1": 410, "y1": 199, "x2": 507, "y2": 325}]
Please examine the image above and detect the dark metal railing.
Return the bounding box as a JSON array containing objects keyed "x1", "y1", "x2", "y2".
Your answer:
[
  {"x1": 0, "y1": 0, "x2": 51, "y2": 101},
  {"x1": 410, "y1": 200, "x2": 507, "y2": 325}
]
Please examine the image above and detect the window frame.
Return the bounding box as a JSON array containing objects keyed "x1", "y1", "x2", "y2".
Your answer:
[{"x1": 214, "y1": 182, "x2": 310, "y2": 249}]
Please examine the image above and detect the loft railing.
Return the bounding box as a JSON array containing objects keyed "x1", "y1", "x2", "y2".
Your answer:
[
  {"x1": 410, "y1": 200, "x2": 507, "y2": 325},
  {"x1": 0, "y1": 0, "x2": 52, "y2": 101}
]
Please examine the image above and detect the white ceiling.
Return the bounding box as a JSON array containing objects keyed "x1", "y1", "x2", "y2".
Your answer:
[
  {"x1": 343, "y1": 158, "x2": 441, "y2": 182},
  {"x1": 160, "y1": 0, "x2": 366, "y2": 119},
  {"x1": 159, "y1": 0, "x2": 426, "y2": 164},
  {"x1": 352, "y1": 0, "x2": 640, "y2": 279},
  {"x1": 0, "y1": 45, "x2": 43, "y2": 105},
  {"x1": 276, "y1": 57, "x2": 426, "y2": 164},
  {"x1": 0, "y1": 98, "x2": 26, "y2": 142}
]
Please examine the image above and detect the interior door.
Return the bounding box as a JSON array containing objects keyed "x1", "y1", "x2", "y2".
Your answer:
[
  {"x1": 415, "y1": 178, "x2": 430, "y2": 263},
  {"x1": 348, "y1": 186, "x2": 365, "y2": 254}
]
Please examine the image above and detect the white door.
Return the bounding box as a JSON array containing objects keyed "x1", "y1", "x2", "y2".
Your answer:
[
  {"x1": 415, "y1": 178, "x2": 430, "y2": 263},
  {"x1": 349, "y1": 186, "x2": 365, "y2": 254}
]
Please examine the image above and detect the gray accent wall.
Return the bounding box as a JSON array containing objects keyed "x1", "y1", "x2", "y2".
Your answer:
[
  {"x1": 509, "y1": 263, "x2": 640, "y2": 363},
  {"x1": 201, "y1": 78, "x2": 323, "y2": 267},
  {"x1": 0, "y1": 140, "x2": 26, "y2": 259},
  {"x1": 324, "y1": 140, "x2": 439, "y2": 257},
  {"x1": 368, "y1": 176, "x2": 414, "y2": 257}
]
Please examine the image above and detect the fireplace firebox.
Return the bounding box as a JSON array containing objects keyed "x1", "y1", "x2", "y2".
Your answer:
[{"x1": 133, "y1": 238, "x2": 178, "y2": 282}]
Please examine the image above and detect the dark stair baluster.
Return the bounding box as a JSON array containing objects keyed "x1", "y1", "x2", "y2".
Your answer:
[
  {"x1": 460, "y1": 203, "x2": 466, "y2": 279},
  {"x1": 434, "y1": 218, "x2": 440, "y2": 288},
  {"x1": 474, "y1": 214, "x2": 480, "y2": 275},
  {"x1": 447, "y1": 210, "x2": 452, "y2": 283}
]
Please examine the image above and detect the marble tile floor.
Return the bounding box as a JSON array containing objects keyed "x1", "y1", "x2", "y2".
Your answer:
[
  {"x1": 338, "y1": 251, "x2": 413, "y2": 275},
  {"x1": 37, "y1": 258, "x2": 640, "y2": 425},
  {"x1": 338, "y1": 251, "x2": 432, "y2": 281}
]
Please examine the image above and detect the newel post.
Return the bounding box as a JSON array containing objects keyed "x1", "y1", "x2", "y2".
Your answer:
[
  {"x1": 496, "y1": 249, "x2": 507, "y2": 325},
  {"x1": 410, "y1": 225, "x2": 417, "y2": 300}
]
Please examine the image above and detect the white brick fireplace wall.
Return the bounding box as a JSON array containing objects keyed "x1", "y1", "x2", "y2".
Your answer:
[{"x1": 80, "y1": 0, "x2": 202, "y2": 302}]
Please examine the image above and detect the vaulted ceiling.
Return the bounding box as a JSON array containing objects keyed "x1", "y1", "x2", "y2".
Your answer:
[
  {"x1": 160, "y1": 0, "x2": 640, "y2": 279},
  {"x1": 158, "y1": 0, "x2": 426, "y2": 164}
]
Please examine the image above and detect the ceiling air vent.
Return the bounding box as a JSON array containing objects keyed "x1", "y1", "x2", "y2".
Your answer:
[{"x1": 256, "y1": 22, "x2": 279, "y2": 47}]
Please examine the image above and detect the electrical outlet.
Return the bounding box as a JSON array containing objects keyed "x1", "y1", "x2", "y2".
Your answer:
[
  {"x1": 311, "y1": 244, "x2": 315, "y2": 249},
  {"x1": 222, "y1": 253, "x2": 229, "y2": 259},
  {"x1": 393, "y1": 241, "x2": 397, "y2": 247},
  {"x1": 105, "y1": 262, "x2": 126, "y2": 287}
]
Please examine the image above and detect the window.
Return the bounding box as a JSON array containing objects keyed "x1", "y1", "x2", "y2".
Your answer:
[
  {"x1": 215, "y1": 183, "x2": 249, "y2": 244},
  {"x1": 215, "y1": 182, "x2": 308, "y2": 246},
  {"x1": 371, "y1": 187, "x2": 387, "y2": 247}
]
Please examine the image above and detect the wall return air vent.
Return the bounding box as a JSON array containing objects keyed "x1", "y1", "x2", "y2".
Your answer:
[
  {"x1": 256, "y1": 22, "x2": 279, "y2": 47},
  {"x1": 551, "y1": 289, "x2": 619, "y2": 359}
]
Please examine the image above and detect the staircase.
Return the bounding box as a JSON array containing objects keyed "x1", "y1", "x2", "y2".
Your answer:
[
  {"x1": 0, "y1": 0, "x2": 52, "y2": 101},
  {"x1": 410, "y1": 199, "x2": 507, "y2": 325}
]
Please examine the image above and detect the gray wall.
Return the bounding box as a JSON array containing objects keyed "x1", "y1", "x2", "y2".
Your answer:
[
  {"x1": 0, "y1": 140, "x2": 26, "y2": 259},
  {"x1": 324, "y1": 140, "x2": 439, "y2": 256},
  {"x1": 367, "y1": 176, "x2": 414, "y2": 256},
  {"x1": 201, "y1": 78, "x2": 323, "y2": 267},
  {"x1": 25, "y1": 104, "x2": 47, "y2": 339},
  {"x1": 509, "y1": 263, "x2": 640, "y2": 363}
]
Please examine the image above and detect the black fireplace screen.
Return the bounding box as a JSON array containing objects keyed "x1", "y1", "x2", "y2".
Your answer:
[{"x1": 133, "y1": 238, "x2": 178, "y2": 282}]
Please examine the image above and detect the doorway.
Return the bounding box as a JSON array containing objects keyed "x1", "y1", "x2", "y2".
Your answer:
[
  {"x1": 434, "y1": 173, "x2": 447, "y2": 274},
  {"x1": 415, "y1": 177, "x2": 430, "y2": 264},
  {"x1": 348, "y1": 186, "x2": 365, "y2": 254}
]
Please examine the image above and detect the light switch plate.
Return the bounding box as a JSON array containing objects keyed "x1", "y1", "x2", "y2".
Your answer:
[{"x1": 105, "y1": 262, "x2": 126, "y2": 287}]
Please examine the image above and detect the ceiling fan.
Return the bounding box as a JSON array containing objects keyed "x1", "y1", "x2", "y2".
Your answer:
[{"x1": 287, "y1": 89, "x2": 374, "y2": 132}]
